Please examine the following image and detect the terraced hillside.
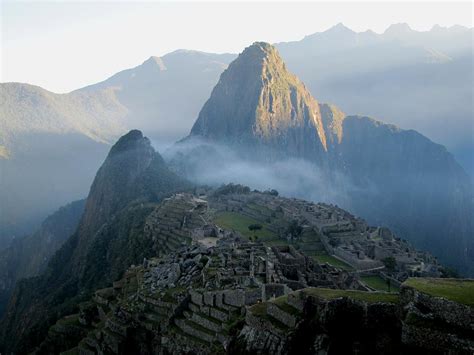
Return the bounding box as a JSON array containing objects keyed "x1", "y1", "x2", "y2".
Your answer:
[
  {"x1": 207, "y1": 185, "x2": 442, "y2": 286},
  {"x1": 35, "y1": 238, "x2": 473, "y2": 354},
  {"x1": 28, "y1": 190, "x2": 473, "y2": 354}
]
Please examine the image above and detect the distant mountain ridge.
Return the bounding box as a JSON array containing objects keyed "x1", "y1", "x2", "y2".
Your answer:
[
  {"x1": 0, "y1": 130, "x2": 190, "y2": 352},
  {"x1": 0, "y1": 50, "x2": 232, "y2": 245},
  {"x1": 275, "y1": 23, "x2": 474, "y2": 177},
  {"x1": 1, "y1": 23, "x2": 472, "y2": 251}
]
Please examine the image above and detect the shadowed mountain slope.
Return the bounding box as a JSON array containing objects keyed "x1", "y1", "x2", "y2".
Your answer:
[
  {"x1": 0, "y1": 51, "x2": 232, "y2": 247},
  {"x1": 0, "y1": 199, "x2": 85, "y2": 317},
  {"x1": 0, "y1": 130, "x2": 190, "y2": 353}
]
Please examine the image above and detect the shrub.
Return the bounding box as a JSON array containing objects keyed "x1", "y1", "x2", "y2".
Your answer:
[{"x1": 248, "y1": 224, "x2": 263, "y2": 232}]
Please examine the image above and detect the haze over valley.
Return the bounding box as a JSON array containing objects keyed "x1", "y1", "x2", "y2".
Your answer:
[
  {"x1": 1, "y1": 23, "x2": 472, "y2": 251},
  {"x1": 1, "y1": 5, "x2": 474, "y2": 352}
]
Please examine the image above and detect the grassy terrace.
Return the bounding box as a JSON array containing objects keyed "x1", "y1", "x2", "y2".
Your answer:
[
  {"x1": 248, "y1": 302, "x2": 289, "y2": 330},
  {"x1": 300, "y1": 287, "x2": 399, "y2": 304},
  {"x1": 250, "y1": 288, "x2": 399, "y2": 320},
  {"x1": 403, "y1": 278, "x2": 474, "y2": 307},
  {"x1": 361, "y1": 275, "x2": 400, "y2": 293},
  {"x1": 213, "y1": 212, "x2": 277, "y2": 241},
  {"x1": 272, "y1": 295, "x2": 302, "y2": 315},
  {"x1": 311, "y1": 253, "x2": 354, "y2": 270}
]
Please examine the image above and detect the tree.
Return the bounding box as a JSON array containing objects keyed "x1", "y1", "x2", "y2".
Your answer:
[
  {"x1": 382, "y1": 256, "x2": 397, "y2": 271},
  {"x1": 248, "y1": 224, "x2": 263, "y2": 232},
  {"x1": 286, "y1": 220, "x2": 303, "y2": 238},
  {"x1": 440, "y1": 267, "x2": 459, "y2": 278}
]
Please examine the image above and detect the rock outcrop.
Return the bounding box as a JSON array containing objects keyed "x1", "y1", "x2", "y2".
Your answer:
[{"x1": 190, "y1": 42, "x2": 331, "y2": 163}]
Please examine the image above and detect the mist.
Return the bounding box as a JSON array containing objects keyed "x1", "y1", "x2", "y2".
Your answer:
[{"x1": 164, "y1": 137, "x2": 369, "y2": 213}]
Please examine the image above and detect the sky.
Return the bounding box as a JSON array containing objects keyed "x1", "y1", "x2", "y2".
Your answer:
[{"x1": 1, "y1": 1, "x2": 472, "y2": 93}]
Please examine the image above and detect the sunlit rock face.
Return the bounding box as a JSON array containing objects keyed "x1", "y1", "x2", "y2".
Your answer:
[{"x1": 190, "y1": 42, "x2": 334, "y2": 163}]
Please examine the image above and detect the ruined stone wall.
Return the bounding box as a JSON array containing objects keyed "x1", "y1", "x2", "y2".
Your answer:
[
  {"x1": 266, "y1": 303, "x2": 297, "y2": 327},
  {"x1": 333, "y1": 247, "x2": 382, "y2": 270},
  {"x1": 400, "y1": 284, "x2": 474, "y2": 353},
  {"x1": 262, "y1": 283, "x2": 290, "y2": 301}
]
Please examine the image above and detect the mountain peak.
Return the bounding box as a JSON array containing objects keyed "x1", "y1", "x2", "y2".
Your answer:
[
  {"x1": 384, "y1": 23, "x2": 413, "y2": 36},
  {"x1": 142, "y1": 56, "x2": 167, "y2": 71},
  {"x1": 190, "y1": 42, "x2": 329, "y2": 158},
  {"x1": 78, "y1": 129, "x2": 187, "y2": 246},
  {"x1": 237, "y1": 42, "x2": 280, "y2": 66},
  {"x1": 327, "y1": 22, "x2": 354, "y2": 33},
  {"x1": 108, "y1": 129, "x2": 151, "y2": 157}
]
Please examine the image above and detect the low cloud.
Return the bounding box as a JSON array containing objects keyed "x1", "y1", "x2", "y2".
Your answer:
[{"x1": 163, "y1": 137, "x2": 364, "y2": 210}]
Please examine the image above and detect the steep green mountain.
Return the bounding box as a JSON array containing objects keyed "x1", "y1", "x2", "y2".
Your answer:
[
  {"x1": 177, "y1": 42, "x2": 474, "y2": 275},
  {"x1": 0, "y1": 200, "x2": 85, "y2": 317},
  {"x1": 0, "y1": 130, "x2": 190, "y2": 353},
  {"x1": 191, "y1": 42, "x2": 329, "y2": 163}
]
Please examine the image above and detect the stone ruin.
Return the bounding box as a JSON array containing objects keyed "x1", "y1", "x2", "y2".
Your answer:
[{"x1": 34, "y1": 188, "x2": 454, "y2": 354}]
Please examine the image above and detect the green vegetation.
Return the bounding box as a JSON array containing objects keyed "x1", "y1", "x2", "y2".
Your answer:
[
  {"x1": 286, "y1": 220, "x2": 303, "y2": 238},
  {"x1": 312, "y1": 253, "x2": 353, "y2": 270},
  {"x1": 247, "y1": 203, "x2": 273, "y2": 216},
  {"x1": 440, "y1": 267, "x2": 460, "y2": 278},
  {"x1": 249, "y1": 302, "x2": 267, "y2": 317},
  {"x1": 272, "y1": 295, "x2": 301, "y2": 316},
  {"x1": 213, "y1": 212, "x2": 276, "y2": 240},
  {"x1": 248, "y1": 302, "x2": 289, "y2": 330},
  {"x1": 361, "y1": 275, "x2": 400, "y2": 293},
  {"x1": 213, "y1": 184, "x2": 250, "y2": 196},
  {"x1": 222, "y1": 315, "x2": 245, "y2": 336},
  {"x1": 381, "y1": 257, "x2": 397, "y2": 271},
  {"x1": 301, "y1": 288, "x2": 399, "y2": 304},
  {"x1": 248, "y1": 224, "x2": 263, "y2": 232},
  {"x1": 403, "y1": 278, "x2": 474, "y2": 307},
  {"x1": 162, "y1": 287, "x2": 185, "y2": 304}
]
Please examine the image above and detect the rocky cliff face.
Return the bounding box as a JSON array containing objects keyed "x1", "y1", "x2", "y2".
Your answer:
[
  {"x1": 191, "y1": 42, "x2": 329, "y2": 162},
  {"x1": 0, "y1": 130, "x2": 190, "y2": 353}
]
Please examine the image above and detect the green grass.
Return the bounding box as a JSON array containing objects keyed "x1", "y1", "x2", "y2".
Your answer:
[
  {"x1": 248, "y1": 302, "x2": 289, "y2": 330},
  {"x1": 301, "y1": 287, "x2": 399, "y2": 304},
  {"x1": 263, "y1": 239, "x2": 290, "y2": 247},
  {"x1": 162, "y1": 286, "x2": 185, "y2": 303},
  {"x1": 249, "y1": 302, "x2": 267, "y2": 317},
  {"x1": 403, "y1": 278, "x2": 474, "y2": 307},
  {"x1": 213, "y1": 212, "x2": 276, "y2": 240},
  {"x1": 272, "y1": 295, "x2": 301, "y2": 316},
  {"x1": 312, "y1": 253, "x2": 354, "y2": 270},
  {"x1": 56, "y1": 314, "x2": 80, "y2": 326},
  {"x1": 247, "y1": 203, "x2": 273, "y2": 216},
  {"x1": 361, "y1": 275, "x2": 400, "y2": 293}
]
